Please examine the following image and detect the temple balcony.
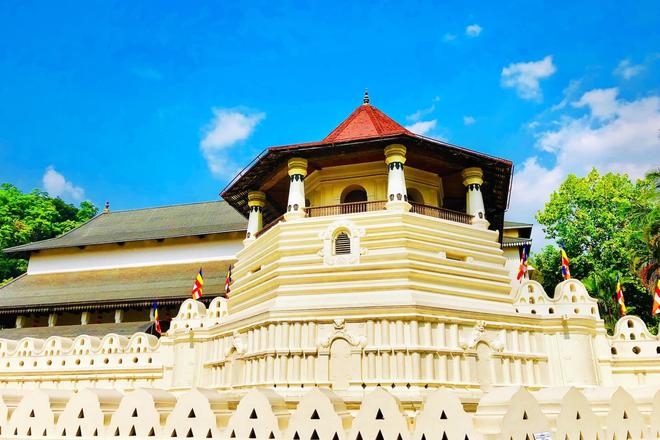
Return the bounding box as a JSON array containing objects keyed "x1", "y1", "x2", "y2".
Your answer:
[{"x1": 257, "y1": 200, "x2": 473, "y2": 238}]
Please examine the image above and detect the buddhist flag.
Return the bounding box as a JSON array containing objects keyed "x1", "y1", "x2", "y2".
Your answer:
[
  {"x1": 151, "y1": 302, "x2": 162, "y2": 335},
  {"x1": 615, "y1": 274, "x2": 627, "y2": 316},
  {"x1": 559, "y1": 244, "x2": 571, "y2": 280},
  {"x1": 224, "y1": 265, "x2": 233, "y2": 297},
  {"x1": 516, "y1": 244, "x2": 530, "y2": 281},
  {"x1": 652, "y1": 280, "x2": 660, "y2": 316},
  {"x1": 192, "y1": 268, "x2": 204, "y2": 300}
]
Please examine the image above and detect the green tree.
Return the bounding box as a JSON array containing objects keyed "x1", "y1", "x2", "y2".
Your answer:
[
  {"x1": 632, "y1": 168, "x2": 660, "y2": 295},
  {"x1": 530, "y1": 169, "x2": 658, "y2": 329},
  {"x1": 0, "y1": 184, "x2": 98, "y2": 283}
]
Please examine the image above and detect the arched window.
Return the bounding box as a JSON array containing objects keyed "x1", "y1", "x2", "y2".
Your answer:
[
  {"x1": 406, "y1": 187, "x2": 424, "y2": 204},
  {"x1": 341, "y1": 186, "x2": 367, "y2": 203},
  {"x1": 334, "y1": 232, "x2": 351, "y2": 255}
]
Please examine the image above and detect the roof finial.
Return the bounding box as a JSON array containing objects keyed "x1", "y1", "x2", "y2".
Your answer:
[
  {"x1": 103, "y1": 201, "x2": 110, "y2": 213},
  {"x1": 363, "y1": 89, "x2": 370, "y2": 105}
]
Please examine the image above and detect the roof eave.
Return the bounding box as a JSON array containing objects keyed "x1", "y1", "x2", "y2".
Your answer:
[{"x1": 3, "y1": 228, "x2": 247, "y2": 254}]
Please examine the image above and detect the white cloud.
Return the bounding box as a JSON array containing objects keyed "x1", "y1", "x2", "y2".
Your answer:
[
  {"x1": 200, "y1": 108, "x2": 265, "y2": 178},
  {"x1": 614, "y1": 59, "x2": 644, "y2": 80},
  {"x1": 508, "y1": 88, "x2": 660, "y2": 248},
  {"x1": 550, "y1": 79, "x2": 582, "y2": 111},
  {"x1": 572, "y1": 87, "x2": 619, "y2": 120},
  {"x1": 463, "y1": 116, "x2": 476, "y2": 125},
  {"x1": 42, "y1": 166, "x2": 85, "y2": 201},
  {"x1": 465, "y1": 24, "x2": 482, "y2": 37},
  {"x1": 501, "y1": 56, "x2": 557, "y2": 101},
  {"x1": 405, "y1": 120, "x2": 437, "y2": 136},
  {"x1": 442, "y1": 33, "x2": 457, "y2": 42},
  {"x1": 406, "y1": 105, "x2": 436, "y2": 122}
]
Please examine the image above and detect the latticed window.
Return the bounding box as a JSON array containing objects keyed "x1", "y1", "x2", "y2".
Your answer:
[{"x1": 334, "y1": 232, "x2": 351, "y2": 255}]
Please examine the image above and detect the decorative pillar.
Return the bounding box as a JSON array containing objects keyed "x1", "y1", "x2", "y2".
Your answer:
[
  {"x1": 461, "y1": 167, "x2": 489, "y2": 228},
  {"x1": 48, "y1": 313, "x2": 58, "y2": 327},
  {"x1": 114, "y1": 309, "x2": 124, "y2": 324},
  {"x1": 15, "y1": 315, "x2": 25, "y2": 329},
  {"x1": 384, "y1": 144, "x2": 411, "y2": 211},
  {"x1": 81, "y1": 311, "x2": 91, "y2": 325},
  {"x1": 284, "y1": 158, "x2": 307, "y2": 220},
  {"x1": 244, "y1": 191, "x2": 266, "y2": 244}
]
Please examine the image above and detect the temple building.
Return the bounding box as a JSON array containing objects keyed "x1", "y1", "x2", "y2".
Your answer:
[
  {"x1": 0, "y1": 93, "x2": 658, "y2": 440},
  {"x1": 0, "y1": 202, "x2": 244, "y2": 336}
]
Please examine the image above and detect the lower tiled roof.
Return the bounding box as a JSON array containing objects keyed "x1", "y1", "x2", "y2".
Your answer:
[
  {"x1": 4, "y1": 200, "x2": 246, "y2": 253},
  {"x1": 0, "y1": 321, "x2": 154, "y2": 340},
  {"x1": 0, "y1": 260, "x2": 233, "y2": 313}
]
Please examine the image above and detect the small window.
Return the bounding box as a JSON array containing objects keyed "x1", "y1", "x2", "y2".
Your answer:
[{"x1": 334, "y1": 232, "x2": 351, "y2": 255}]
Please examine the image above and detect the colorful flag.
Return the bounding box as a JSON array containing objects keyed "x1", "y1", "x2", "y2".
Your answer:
[
  {"x1": 652, "y1": 280, "x2": 660, "y2": 316},
  {"x1": 615, "y1": 274, "x2": 627, "y2": 316},
  {"x1": 516, "y1": 244, "x2": 530, "y2": 281},
  {"x1": 559, "y1": 244, "x2": 571, "y2": 280},
  {"x1": 192, "y1": 268, "x2": 204, "y2": 300},
  {"x1": 224, "y1": 265, "x2": 233, "y2": 297},
  {"x1": 152, "y1": 302, "x2": 161, "y2": 334}
]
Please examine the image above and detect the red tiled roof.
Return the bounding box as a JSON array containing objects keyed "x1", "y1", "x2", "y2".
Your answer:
[{"x1": 322, "y1": 102, "x2": 411, "y2": 143}]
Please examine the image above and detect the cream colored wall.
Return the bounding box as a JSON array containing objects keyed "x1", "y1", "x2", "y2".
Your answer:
[
  {"x1": 0, "y1": 385, "x2": 656, "y2": 439},
  {"x1": 0, "y1": 291, "x2": 659, "y2": 438},
  {"x1": 2, "y1": 279, "x2": 655, "y2": 395},
  {"x1": 27, "y1": 234, "x2": 244, "y2": 274},
  {"x1": 3, "y1": 210, "x2": 660, "y2": 396},
  {"x1": 4, "y1": 202, "x2": 660, "y2": 438},
  {"x1": 305, "y1": 161, "x2": 442, "y2": 207},
  {"x1": 232, "y1": 209, "x2": 511, "y2": 317},
  {"x1": 503, "y1": 246, "x2": 521, "y2": 281}
]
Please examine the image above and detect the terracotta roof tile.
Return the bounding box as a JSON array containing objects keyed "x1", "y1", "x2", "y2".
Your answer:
[{"x1": 323, "y1": 103, "x2": 411, "y2": 143}]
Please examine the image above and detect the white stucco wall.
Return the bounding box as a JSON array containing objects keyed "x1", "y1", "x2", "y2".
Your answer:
[{"x1": 27, "y1": 236, "x2": 244, "y2": 274}]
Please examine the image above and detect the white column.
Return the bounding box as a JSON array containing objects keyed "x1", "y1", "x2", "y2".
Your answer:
[
  {"x1": 384, "y1": 144, "x2": 411, "y2": 212},
  {"x1": 244, "y1": 191, "x2": 266, "y2": 244},
  {"x1": 81, "y1": 311, "x2": 91, "y2": 325},
  {"x1": 461, "y1": 167, "x2": 489, "y2": 228},
  {"x1": 114, "y1": 309, "x2": 124, "y2": 324},
  {"x1": 284, "y1": 158, "x2": 307, "y2": 220},
  {"x1": 48, "y1": 313, "x2": 58, "y2": 327},
  {"x1": 15, "y1": 315, "x2": 25, "y2": 329}
]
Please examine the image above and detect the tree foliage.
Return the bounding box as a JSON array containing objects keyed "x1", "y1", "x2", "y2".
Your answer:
[
  {"x1": 530, "y1": 169, "x2": 659, "y2": 330},
  {"x1": 0, "y1": 184, "x2": 98, "y2": 283}
]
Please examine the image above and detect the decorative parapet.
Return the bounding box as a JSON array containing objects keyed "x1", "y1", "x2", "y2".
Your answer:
[
  {"x1": 0, "y1": 332, "x2": 162, "y2": 384},
  {"x1": 608, "y1": 315, "x2": 660, "y2": 358},
  {"x1": 169, "y1": 296, "x2": 229, "y2": 333},
  {"x1": 513, "y1": 279, "x2": 600, "y2": 319},
  {"x1": 0, "y1": 385, "x2": 654, "y2": 439}
]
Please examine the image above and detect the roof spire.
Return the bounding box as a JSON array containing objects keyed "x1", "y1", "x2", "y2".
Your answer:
[
  {"x1": 363, "y1": 89, "x2": 370, "y2": 105},
  {"x1": 103, "y1": 201, "x2": 110, "y2": 213}
]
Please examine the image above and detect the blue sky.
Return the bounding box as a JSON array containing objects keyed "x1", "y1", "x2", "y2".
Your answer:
[{"x1": 0, "y1": 1, "x2": 658, "y2": 243}]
